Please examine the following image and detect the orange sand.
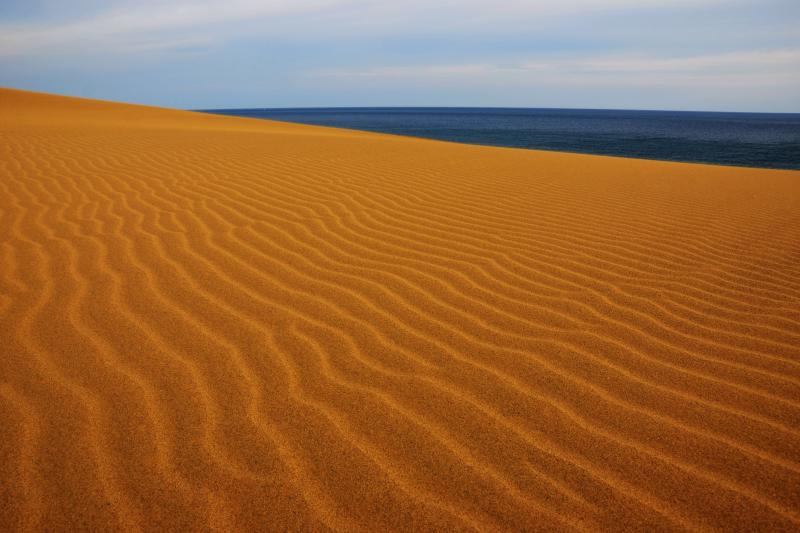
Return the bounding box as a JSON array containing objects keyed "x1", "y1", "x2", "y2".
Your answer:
[{"x1": 1, "y1": 87, "x2": 800, "y2": 532}]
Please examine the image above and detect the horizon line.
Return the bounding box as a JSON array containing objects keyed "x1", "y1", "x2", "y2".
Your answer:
[{"x1": 197, "y1": 105, "x2": 800, "y2": 116}]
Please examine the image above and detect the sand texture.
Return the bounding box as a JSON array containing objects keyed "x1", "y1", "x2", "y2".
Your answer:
[{"x1": 1, "y1": 88, "x2": 800, "y2": 532}]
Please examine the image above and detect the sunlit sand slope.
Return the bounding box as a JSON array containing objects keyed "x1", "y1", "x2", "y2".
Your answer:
[{"x1": 1, "y1": 88, "x2": 800, "y2": 532}]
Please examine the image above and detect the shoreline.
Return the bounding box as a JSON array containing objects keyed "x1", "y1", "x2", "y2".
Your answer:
[{"x1": 201, "y1": 106, "x2": 800, "y2": 171}]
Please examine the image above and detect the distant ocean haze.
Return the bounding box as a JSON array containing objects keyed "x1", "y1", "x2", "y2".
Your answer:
[{"x1": 202, "y1": 107, "x2": 800, "y2": 170}]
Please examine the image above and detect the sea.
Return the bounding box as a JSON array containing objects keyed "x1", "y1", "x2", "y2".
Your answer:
[{"x1": 203, "y1": 107, "x2": 800, "y2": 170}]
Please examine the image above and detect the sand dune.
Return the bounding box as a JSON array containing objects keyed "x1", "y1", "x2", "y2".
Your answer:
[{"x1": 1, "y1": 87, "x2": 799, "y2": 532}]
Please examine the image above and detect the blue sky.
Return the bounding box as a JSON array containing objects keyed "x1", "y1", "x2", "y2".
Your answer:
[{"x1": 1, "y1": 0, "x2": 799, "y2": 111}]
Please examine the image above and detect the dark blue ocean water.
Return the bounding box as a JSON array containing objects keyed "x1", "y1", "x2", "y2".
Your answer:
[{"x1": 203, "y1": 107, "x2": 800, "y2": 170}]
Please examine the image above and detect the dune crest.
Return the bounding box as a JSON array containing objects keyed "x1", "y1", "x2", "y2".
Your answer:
[{"x1": 1, "y1": 88, "x2": 799, "y2": 532}]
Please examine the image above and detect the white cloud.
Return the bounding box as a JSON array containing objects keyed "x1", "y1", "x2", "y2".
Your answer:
[
  {"x1": 313, "y1": 48, "x2": 800, "y2": 88},
  {"x1": 578, "y1": 49, "x2": 800, "y2": 73},
  {"x1": 315, "y1": 63, "x2": 494, "y2": 78},
  {"x1": 0, "y1": 0, "x2": 730, "y2": 57},
  {"x1": 0, "y1": 0, "x2": 335, "y2": 56}
]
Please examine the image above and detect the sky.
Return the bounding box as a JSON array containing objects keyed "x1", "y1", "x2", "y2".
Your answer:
[{"x1": 1, "y1": 0, "x2": 799, "y2": 112}]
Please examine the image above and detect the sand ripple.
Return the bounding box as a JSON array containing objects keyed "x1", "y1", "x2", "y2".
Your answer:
[{"x1": 1, "y1": 88, "x2": 800, "y2": 532}]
